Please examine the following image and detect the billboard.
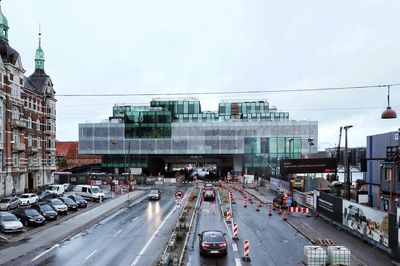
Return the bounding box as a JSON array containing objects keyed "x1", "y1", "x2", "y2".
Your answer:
[
  {"x1": 343, "y1": 200, "x2": 389, "y2": 247},
  {"x1": 317, "y1": 191, "x2": 343, "y2": 224},
  {"x1": 280, "y1": 158, "x2": 337, "y2": 174}
]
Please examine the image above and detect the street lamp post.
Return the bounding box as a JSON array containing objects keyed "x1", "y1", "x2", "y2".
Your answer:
[{"x1": 344, "y1": 125, "x2": 353, "y2": 200}]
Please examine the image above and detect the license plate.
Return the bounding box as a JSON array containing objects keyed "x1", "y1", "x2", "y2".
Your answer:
[
  {"x1": 49, "y1": 216, "x2": 54, "y2": 219},
  {"x1": 210, "y1": 251, "x2": 219, "y2": 254}
]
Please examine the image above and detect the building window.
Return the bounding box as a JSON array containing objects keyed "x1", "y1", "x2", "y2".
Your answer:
[
  {"x1": 12, "y1": 106, "x2": 20, "y2": 119},
  {"x1": 13, "y1": 129, "x2": 18, "y2": 144},
  {"x1": 33, "y1": 100, "x2": 36, "y2": 110},
  {"x1": 28, "y1": 135, "x2": 32, "y2": 147},
  {"x1": 13, "y1": 153, "x2": 19, "y2": 166},
  {"x1": 37, "y1": 137, "x2": 41, "y2": 149},
  {"x1": 36, "y1": 119, "x2": 40, "y2": 130},
  {"x1": 28, "y1": 156, "x2": 32, "y2": 166},
  {"x1": 28, "y1": 116, "x2": 32, "y2": 128},
  {"x1": 11, "y1": 83, "x2": 20, "y2": 98},
  {"x1": 28, "y1": 99, "x2": 32, "y2": 109}
]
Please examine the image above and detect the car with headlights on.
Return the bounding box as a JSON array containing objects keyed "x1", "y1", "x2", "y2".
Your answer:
[
  {"x1": 203, "y1": 190, "x2": 215, "y2": 201},
  {"x1": 198, "y1": 230, "x2": 228, "y2": 256},
  {"x1": 0, "y1": 197, "x2": 21, "y2": 211},
  {"x1": 67, "y1": 194, "x2": 88, "y2": 208},
  {"x1": 13, "y1": 208, "x2": 45, "y2": 227},
  {"x1": 47, "y1": 198, "x2": 68, "y2": 215},
  {"x1": 0, "y1": 212, "x2": 23, "y2": 233},
  {"x1": 148, "y1": 190, "x2": 161, "y2": 200},
  {"x1": 59, "y1": 197, "x2": 78, "y2": 211},
  {"x1": 31, "y1": 203, "x2": 58, "y2": 221}
]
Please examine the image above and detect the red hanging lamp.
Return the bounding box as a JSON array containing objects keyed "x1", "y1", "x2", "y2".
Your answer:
[{"x1": 381, "y1": 85, "x2": 397, "y2": 119}]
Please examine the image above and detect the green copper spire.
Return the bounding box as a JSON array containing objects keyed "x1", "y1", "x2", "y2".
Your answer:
[
  {"x1": 0, "y1": 1, "x2": 9, "y2": 41},
  {"x1": 35, "y1": 27, "x2": 45, "y2": 70}
]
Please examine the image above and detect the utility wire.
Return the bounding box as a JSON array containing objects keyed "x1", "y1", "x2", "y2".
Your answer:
[{"x1": 56, "y1": 83, "x2": 400, "y2": 97}]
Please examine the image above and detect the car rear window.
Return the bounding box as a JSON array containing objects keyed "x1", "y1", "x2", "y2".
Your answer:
[
  {"x1": 20, "y1": 195, "x2": 30, "y2": 198},
  {"x1": 203, "y1": 232, "x2": 225, "y2": 242},
  {"x1": 51, "y1": 199, "x2": 63, "y2": 205},
  {"x1": 0, "y1": 198, "x2": 10, "y2": 203}
]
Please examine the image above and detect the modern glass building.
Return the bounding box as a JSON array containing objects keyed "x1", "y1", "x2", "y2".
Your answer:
[{"x1": 79, "y1": 99, "x2": 318, "y2": 177}]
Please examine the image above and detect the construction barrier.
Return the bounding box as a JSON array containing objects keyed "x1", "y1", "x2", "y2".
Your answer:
[
  {"x1": 289, "y1": 207, "x2": 309, "y2": 213},
  {"x1": 226, "y1": 208, "x2": 232, "y2": 223},
  {"x1": 242, "y1": 240, "x2": 251, "y2": 262},
  {"x1": 232, "y1": 223, "x2": 239, "y2": 240}
]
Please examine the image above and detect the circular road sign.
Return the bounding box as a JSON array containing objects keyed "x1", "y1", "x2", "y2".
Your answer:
[{"x1": 175, "y1": 191, "x2": 184, "y2": 199}]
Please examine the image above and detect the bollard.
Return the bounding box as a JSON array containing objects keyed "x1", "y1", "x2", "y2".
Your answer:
[
  {"x1": 268, "y1": 205, "x2": 272, "y2": 216},
  {"x1": 243, "y1": 199, "x2": 247, "y2": 208},
  {"x1": 232, "y1": 223, "x2": 239, "y2": 240},
  {"x1": 249, "y1": 194, "x2": 253, "y2": 203},
  {"x1": 256, "y1": 202, "x2": 260, "y2": 212},
  {"x1": 278, "y1": 206, "x2": 282, "y2": 215},
  {"x1": 242, "y1": 240, "x2": 251, "y2": 262},
  {"x1": 283, "y1": 210, "x2": 287, "y2": 221},
  {"x1": 226, "y1": 208, "x2": 232, "y2": 223}
]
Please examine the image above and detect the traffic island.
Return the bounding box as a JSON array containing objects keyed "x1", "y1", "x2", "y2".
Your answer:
[{"x1": 158, "y1": 188, "x2": 201, "y2": 266}]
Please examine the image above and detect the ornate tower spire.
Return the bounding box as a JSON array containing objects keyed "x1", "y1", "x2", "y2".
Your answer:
[
  {"x1": 0, "y1": 0, "x2": 9, "y2": 41},
  {"x1": 35, "y1": 25, "x2": 45, "y2": 70}
]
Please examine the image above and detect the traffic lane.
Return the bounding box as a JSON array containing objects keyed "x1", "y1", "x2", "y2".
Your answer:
[
  {"x1": 232, "y1": 189, "x2": 309, "y2": 265},
  {"x1": 186, "y1": 193, "x2": 238, "y2": 266},
  {"x1": 27, "y1": 186, "x2": 180, "y2": 266}
]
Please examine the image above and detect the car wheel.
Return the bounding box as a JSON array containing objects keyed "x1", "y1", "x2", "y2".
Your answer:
[
  {"x1": 0, "y1": 226, "x2": 4, "y2": 232},
  {"x1": 6, "y1": 206, "x2": 10, "y2": 211},
  {"x1": 27, "y1": 201, "x2": 30, "y2": 205}
]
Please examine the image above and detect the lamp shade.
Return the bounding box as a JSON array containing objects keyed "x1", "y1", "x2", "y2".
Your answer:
[{"x1": 381, "y1": 107, "x2": 397, "y2": 119}]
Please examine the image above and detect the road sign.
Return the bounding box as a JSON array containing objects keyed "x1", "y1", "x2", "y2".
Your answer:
[{"x1": 175, "y1": 191, "x2": 184, "y2": 199}]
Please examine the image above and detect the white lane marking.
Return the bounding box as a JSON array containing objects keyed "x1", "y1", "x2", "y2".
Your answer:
[
  {"x1": 132, "y1": 217, "x2": 138, "y2": 222},
  {"x1": 224, "y1": 220, "x2": 232, "y2": 238},
  {"x1": 31, "y1": 244, "x2": 59, "y2": 262},
  {"x1": 86, "y1": 249, "x2": 97, "y2": 260},
  {"x1": 232, "y1": 243, "x2": 238, "y2": 252},
  {"x1": 131, "y1": 205, "x2": 177, "y2": 266},
  {"x1": 113, "y1": 230, "x2": 122, "y2": 237},
  {"x1": 235, "y1": 258, "x2": 242, "y2": 266}
]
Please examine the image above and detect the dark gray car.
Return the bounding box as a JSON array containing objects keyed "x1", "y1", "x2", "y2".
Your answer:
[{"x1": 0, "y1": 197, "x2": 21, "y2": 211}]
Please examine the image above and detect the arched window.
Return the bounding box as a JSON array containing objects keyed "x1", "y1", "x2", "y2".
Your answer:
[
  {"x1": 36, "y1": 119, "x2": 40, "y2": 130},
  {"x1": 12, "y1": 106, "x2": 20, "y2": 120},
  {"x1": 28, "y1": 116, "x2": 32, "y2": 128}
]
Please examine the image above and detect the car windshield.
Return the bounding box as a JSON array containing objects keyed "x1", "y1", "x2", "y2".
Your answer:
[
  {"x1": 92, "y1": 187, "x2": 102, "y2": 193},
  {"x1": 40, "y1": 205, "x2": 53, "y2": 212},
  {"x1": 203, "y1": 232, "x2": 225, "y2": 242},
  {"x1": 51, "y1": 199, "x2": 63, "y2": 205},
  {"x1": 20, "y1": 195, "x2": 30, "y2": 198},
  {"x1": 74, "y1": 195, "x2": 84, "y2": 201},
  {"x1": 150, "y1": 190, "x2": 159, "y2": 194},
  {"x1": 1, "y1": 215, "x2": 18, "y2": 222},
  {"x1": 50, "y1": 186, "x2": 58, "y2": 191},
  {"x1": 0, "y1": 198, "x2": 10, "y2": 203},
  {"x1": 25, "y1": 209, "x2": 39, "y2": 216}
]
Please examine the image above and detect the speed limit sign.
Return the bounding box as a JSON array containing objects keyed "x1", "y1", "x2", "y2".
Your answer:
[{"x1": 175, "y1": 191, "x2": 184, "y2": 199}]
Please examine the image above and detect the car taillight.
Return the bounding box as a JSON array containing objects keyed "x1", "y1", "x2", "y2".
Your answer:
[
  {"x1": 201, "y1": 243, "x2": 211, "y2": 248},
  {"x1": 219, "y1": 243, "x2": 227, "y2": 247}
]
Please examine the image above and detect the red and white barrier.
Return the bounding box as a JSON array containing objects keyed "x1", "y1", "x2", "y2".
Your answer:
[
  {"x1": 288, "y1": 207, "x2": 309, "y2": 213},
  {"x1": 232, "y1": 223, "x2": 239, "y2": 240},
  {"x1": 226, "y1": 208, "x2": 232, "y2": 223},
  {"x1": 242, "y1": 240, "x2": 251, "y2": 262}
]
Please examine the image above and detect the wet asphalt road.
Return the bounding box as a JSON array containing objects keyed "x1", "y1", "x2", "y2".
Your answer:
[
  {"x1": 185, "y1": 186, "x2": 309, "y2": 266},
  {"x1": 11, "y1": 185, "x2": 186, "y2": 266}
]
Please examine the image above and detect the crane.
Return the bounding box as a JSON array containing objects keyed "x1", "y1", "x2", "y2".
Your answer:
[{"x1": 333, "y1": 127, "x2": 343, "y2": 181}]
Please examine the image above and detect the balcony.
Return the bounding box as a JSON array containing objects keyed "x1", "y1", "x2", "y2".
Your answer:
[
  {"x1": 28, "y1": 164, "x2": 41, "y2": 171},
  {"x1": 12, "y1": 143, "x2": 25, "y2": 152},
  {"x1": 45, "y1": 112, "x2": 56, "y2": 119},
  {"x1": 27, "y1": 147, "x2": 39, "y2": 154},
  {"x1": 11, "y1": 166, "x2": 25, "y2": 173},
  {"x1": 11, "y1": 119, "x2": 26, "y2": 129},
  {"x1": 44, "y1": 129, "x2": 56, "y2": 135}
]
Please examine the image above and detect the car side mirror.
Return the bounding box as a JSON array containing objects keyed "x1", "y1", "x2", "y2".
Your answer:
[
  {"x1": 197, "y1": 234, "x2": 201, "y2": 236},
  {"x1": 223, "y1": 233, "x2": 226, "y2": 236}
]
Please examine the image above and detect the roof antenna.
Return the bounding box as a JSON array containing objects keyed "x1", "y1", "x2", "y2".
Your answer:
[{"x1": 38, "y1": 23, "x2": 42, "y2": 47}]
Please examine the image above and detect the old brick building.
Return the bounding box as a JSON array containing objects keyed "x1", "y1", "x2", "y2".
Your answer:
[{"x1": 0, "y1": 4, "x2": 56, "y2": 197}]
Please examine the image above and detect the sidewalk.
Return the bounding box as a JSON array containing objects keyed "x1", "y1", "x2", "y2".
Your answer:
[
  {"x1": 0, "y1": 190, "x2": 146, "y2": 265},
  {"x1": 247, "y1": 187, "x2": 392, "y2": 266}
]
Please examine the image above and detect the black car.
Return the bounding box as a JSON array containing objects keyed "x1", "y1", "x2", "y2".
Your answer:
[
  {"x1": 38, "y1": 190, "x2": 55, "y2": 202},
  {"x1": 31, "y1": 203, "x2": 58, "y2": 221},
  {"x1": 203, "y1": 190, "x2": 215, "y2": 201},
  {"x1": 198, "y1": 230, "x2": 228, "y2": 256},
  {"x1": 59, "y1": 197, "x2": 78, "y2": 211},
  {"x1": 13, "y1": 207, "x2": 45, "y2": 226},
  {"x1": 67, "y1": 194, "x2": 88, "y2": 208}
]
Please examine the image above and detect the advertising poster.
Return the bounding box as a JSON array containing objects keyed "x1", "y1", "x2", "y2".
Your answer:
[
  {"x1": 397, "y1": 207, "x2": 400, "y2": 245},
  {"x1": 343, "y1": 200, "x2": 389, "y2": 247},
  {"x1": 317, "y1": 191, "x2": 342, "y2": 224}
]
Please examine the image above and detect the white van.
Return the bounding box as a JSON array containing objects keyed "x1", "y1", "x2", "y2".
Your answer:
[
  {"x1": 48, "y1": 184, "x2": 65, "y2": 196},
  {"x1": 75, "y1": 185, "x2": 105, "y2": 202}
]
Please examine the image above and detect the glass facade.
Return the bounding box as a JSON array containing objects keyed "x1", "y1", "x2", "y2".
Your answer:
[{"x1": 79, "y1": 99, "x2": 318, "y2": 175}]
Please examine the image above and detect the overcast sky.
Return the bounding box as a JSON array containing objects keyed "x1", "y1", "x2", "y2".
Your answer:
[{"x1": 4, "y1": 0, "x2": 400, "y2": 149}]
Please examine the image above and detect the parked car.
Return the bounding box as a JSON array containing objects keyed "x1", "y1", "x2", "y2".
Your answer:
[
  {"x1": 75, "y1": 185, "x2": 105, "y2": 202},
  {"x1": 198, "y1": 230, "x2": 228, "y2": 256},
  {"x1": 38, "y1": 190, "x2": 55, "y2": 202},
  {"x1": 65, "y1": 184, "x2": 75, "y2": 192},
  {"x1": 13, "y1": 208, "x2": 45, "y2": 227},
  {"x1": 31, "y1": 203, "x2": 58, "y2": 221},
  {"x1": 203, "y1": 190, "x2": 215, "y2": 201},
  {"x1": 148, "y1": 190, "x2": 161, "y2": 200},
  {"x1": 59, "y1": 197, "x2": 78, "y2": 211},
  {"x1": 19, "y1": 193, "x2": 39, "y2": 206},
  {"x1": 0, "y1": 197, "x2": 21, "y2": 211},
  {"x1": 0, "y1": 212, "x2": 24, "y2": 233},
  {"x1": 48, "y1": 184, "x2": 65, "y2": 197},
  {"x1": 67, "y1": 194, "x2": 88, "y2": 208},
  {"x1": 47, "y1": 198, "x2": 68, "y2": 215}
]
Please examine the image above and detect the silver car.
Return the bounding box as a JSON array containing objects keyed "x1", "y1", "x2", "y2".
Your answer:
[
  {"x1": 0, "y1": 197, "x2": 21, "y2": 211},
  {"x1": 0, "y1": 212, "x2": 24, "y2": 233}
]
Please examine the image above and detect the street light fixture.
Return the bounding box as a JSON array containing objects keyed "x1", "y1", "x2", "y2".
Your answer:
[{"x1": 381, "y1": 85, "x2": 397, "y2": 119}]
